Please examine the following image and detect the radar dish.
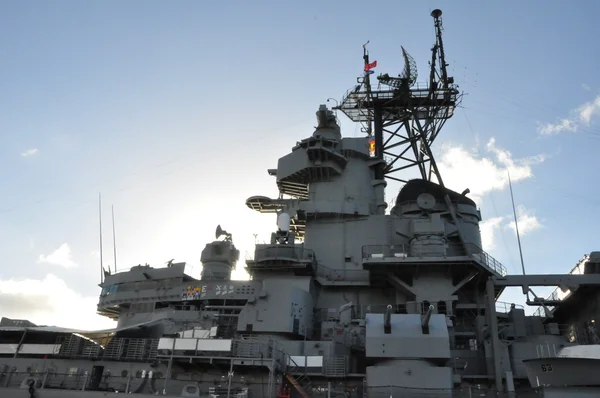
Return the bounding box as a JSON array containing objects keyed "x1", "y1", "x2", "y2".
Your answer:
[
  {"x1": 376, "y1": 46, "x2": 418, "y2": 89},
  {"x1": 416, "y1": 193, "x2": 436, "y2": 209},
  {"x1": 400, "y1": 46, "x2": 418, "y2": 87}
]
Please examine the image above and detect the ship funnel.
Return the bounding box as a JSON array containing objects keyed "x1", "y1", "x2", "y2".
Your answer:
[{"x1": 431, "y1": 9, "x2": 442, "y2": 19}]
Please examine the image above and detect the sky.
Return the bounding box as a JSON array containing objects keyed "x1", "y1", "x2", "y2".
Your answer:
[{"x1": 1, "y1": 0, "x2": 599, "y2": 330}]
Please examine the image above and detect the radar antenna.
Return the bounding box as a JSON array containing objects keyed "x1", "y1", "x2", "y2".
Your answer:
[
  {"x1": 215, "y1": 225, "x2": 232, "y2": 242},
  {"x1": 336, "y1": 9, "x2": 469, "y2": 250},
  {"x1": 378, "y1": 46, "x2": 418, "y2": 89},
  {"x1": 336, "y1": 8, "x2": 461, "y2": 184}
]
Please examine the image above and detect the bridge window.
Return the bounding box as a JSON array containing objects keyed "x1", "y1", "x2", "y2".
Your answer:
[{"x1": 101, "y1": 285, "x2": 118, "y2": 296}]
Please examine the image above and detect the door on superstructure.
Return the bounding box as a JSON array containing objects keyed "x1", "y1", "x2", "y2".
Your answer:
[{"x1": 89, "y1": 365, "x2": 104, "y2": 390}]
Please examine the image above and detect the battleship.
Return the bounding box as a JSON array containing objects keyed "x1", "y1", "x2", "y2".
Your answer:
[{"x1": 1, "y1": 8, "x2": 600, "y2": 398}]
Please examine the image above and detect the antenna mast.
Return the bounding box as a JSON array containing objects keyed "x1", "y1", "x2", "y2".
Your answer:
[
  {"x1": 508, "y1": 173, "x2": 527, "y2": 276},
  {"x1": 99, "y1": 193, "x2": 104, "y2": 284},
  {"x1": 362, "y1": 41, "x2": 373, "y2": 138},
  {"x1": 112, "y1": 205, "x2": 118, "y2": 273},
  {"x1": 336, "y1": 9, "x2": 468, "y2": 249},
  {"x1": 336, "y1": 8, "x2": 460, "y2": 184}
]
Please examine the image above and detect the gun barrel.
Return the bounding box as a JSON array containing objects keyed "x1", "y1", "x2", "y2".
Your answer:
[{"x1": 422, "y1": 305, "x2": 434, "y2": 328}]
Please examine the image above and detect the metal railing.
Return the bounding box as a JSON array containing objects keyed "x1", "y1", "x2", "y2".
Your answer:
[
  {"x1": 365, "y1": 386, "x2": 542, "y2": 398},
  {"x1": 361, "y1": 242, "x2": 507, "y2": 276},
  {"x1": 246, "y1": 245, "x2": 316, "y2": 266},
  {"x1": 394, "y1": 199, "x2": 476, "y2": 210},
  {"x1": 533, "y1": 254, "x2": 590, "y2": 317},
  {"x1": 0, "y1": 371, "x2": 162, "y2": 395},
  {"x1": 315, "y1": 264, "x2": 369, "y2": 283},
  {"x1": 495, "y1": 301, "x2": 524, "y2": 313},
  {"x1": 55, "y1": 335, "x2": 159, "y2": 361},
  {"x1": 0, "y1": 371, "x2": 254, "y2": 396}
]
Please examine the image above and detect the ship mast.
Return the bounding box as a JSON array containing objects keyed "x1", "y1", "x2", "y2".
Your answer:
[
  {"x1": 336, "y1": 8, "x2": 460, "y2": 185},
  {"x1": 336, "y1": 9, "x2": 468, "y2": 248},
  {"x1": 361, "y1": 41, "x2": 373, "y2": 138}
]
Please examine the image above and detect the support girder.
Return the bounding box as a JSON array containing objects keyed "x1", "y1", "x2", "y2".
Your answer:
[
  {"x1": 386, "y1": 273, "x2": 416, "y2": 297},
  {"x1": 492, "y1": 274, "x2": 600, "y2": 288}
]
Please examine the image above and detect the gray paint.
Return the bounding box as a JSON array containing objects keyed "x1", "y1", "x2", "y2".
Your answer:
[
  {"x1": 2, "y1": 102, "x2": 598, "y2": 397},
  {"x1": 2, "y1": 11, "x2": 600, "y2": 398},
  {"x1": 365, "y1": 313, "x2": 450, "y2": 359}
]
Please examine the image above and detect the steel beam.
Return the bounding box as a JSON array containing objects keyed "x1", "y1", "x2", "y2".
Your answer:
[{"x1": 492, "y1": 274, "x2": 600, "y2": 287}]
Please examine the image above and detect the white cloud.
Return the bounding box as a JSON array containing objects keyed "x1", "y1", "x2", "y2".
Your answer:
[
  {"x1": 479, "y1": 216, "x2": 505, "y2": 251},
  {"x1": 582, "y1": 83, "x2": 591, "y2": 91},
  {"x1": 20, "y1": 148, "x2": 39, "y2": 157},
  {"x1": 506, "y1": 205, "x2": 542, "y2": 236},
  {"x1": 0, "y1": 274, "x2": 115, "y2": 330},
  {"x1": 578, "y1": 95, "x2": 600, "y2": 124},
  {"x1": 38, "y1": 243, "x2": 78, "y2": 268},
  {"x1": 538, "y1": 95, "x2": 600, "y2": 135},
  {"x1": 537, "y1": 118, "x2": 577, "y2": 135},
  {"x1": 437, "y1": 138, "x2": 545, "y2": 203}
]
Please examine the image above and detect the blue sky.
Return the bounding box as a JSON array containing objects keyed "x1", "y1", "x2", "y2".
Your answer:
[{"x1": 1, "y1": 1, "x2": 599, "y2": 329}]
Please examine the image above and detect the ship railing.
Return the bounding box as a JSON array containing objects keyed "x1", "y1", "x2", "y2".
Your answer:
[
  {"x1": 245, "y1": 245, "x2": 316, "y2": 266},
  {"x1": 338, "y1": 81, "x2": 456, "y2": 104},
  {"x1": 314, "y1": 263, "x2": 369, "y2": 282},
  {"x1": 533, "y1": 306, "x2": 552, "y2": 317},
  {"x1": 365, "y1": 385, "x2": 538, "y2": 398},
  {"x1": 314, "y1": 304, "x2": 410, "y2": 322},
  {"x1": 495, "y1": 301, "x2": 524, "y2": 314},
  {"x1": 535, "y1": 342, "x2": 561, "y2": 358},
  {"x1": 393, "y1": 199, "x2": 475, "y2": 211},
  {"x1": 547, "y1": 322, "x2": 600, "y2": 345},
  {"x1": 361, "y1": 243, "x2": 507, "y2": 276},
  {"x1": 233, "y1": 335, "x2": 350, "y2": 378},
  {"x1": 352, "y1": 304, "x2": 408, "y2": 319},
  {"x1": 0, "y1": 370, "x2": 163, "y2": 394},
  {"x1": 532, "y1": 255, "x2": 591, "y2": 317},
  {"x1": 54, "y1": 335, "x2": 159, "y2": 361},
  {"x1": 317, "y1": 302, "x2": 506, "y2": 322}
]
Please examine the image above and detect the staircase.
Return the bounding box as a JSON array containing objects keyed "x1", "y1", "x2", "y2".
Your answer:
[
  {"x1": 233, "y1": 336, "x2": 313, "y2": 397},
  {"x1": 284, "y1": 374, "x2": 311, "y2": 398},
  {"x1": 285, "y1": 357, "x2": 312, "y2": 398}
]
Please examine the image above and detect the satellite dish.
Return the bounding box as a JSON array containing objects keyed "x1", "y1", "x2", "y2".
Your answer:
[
  {"x1": 431, "y1": 9, "x2": 442, "y2": 19},
  {"x1": 416, "y1": 193, "x2": 436, "y2": 210}
]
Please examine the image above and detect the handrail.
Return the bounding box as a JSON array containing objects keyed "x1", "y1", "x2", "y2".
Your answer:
[
  {"x1": 314, "y1": 263, "x2": 368, "y2": 282},
  {"x1": 361, "y1": 242, "x2": 507, "y2": 276},
  {"x1": 246, "y1": 245, "x2": 316, "y2": 264},
  {"x1": 533, "y1": 254, "x2": 590, "y2": 317},
  {"x1": 495, "y1": 301, "x2": 524, "y2": 314}
]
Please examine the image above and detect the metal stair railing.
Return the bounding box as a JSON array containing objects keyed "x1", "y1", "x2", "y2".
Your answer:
[
  {"x1": 284, "y1": 355, "x2": 312, "y2": 398},
  {"x1": 235, "y1": 335, "x2": 312, "y2": 397},
  {"x1": 268, "y1": 342, "x2": 312, "y2": 397}
]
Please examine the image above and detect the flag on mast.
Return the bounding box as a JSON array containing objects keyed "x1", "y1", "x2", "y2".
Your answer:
[{"x1": 365, "y1": 60, "x2": 377, "y2": 71}]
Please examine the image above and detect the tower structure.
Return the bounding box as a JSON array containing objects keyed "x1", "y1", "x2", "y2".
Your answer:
[{"x1": 337, "y1": 9, "x2": 459, "y2": 185}]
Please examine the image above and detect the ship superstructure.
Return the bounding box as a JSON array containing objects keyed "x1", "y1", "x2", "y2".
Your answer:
[{"x1": 2, "y1": 9, "x2": 600, "y2": 398}]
